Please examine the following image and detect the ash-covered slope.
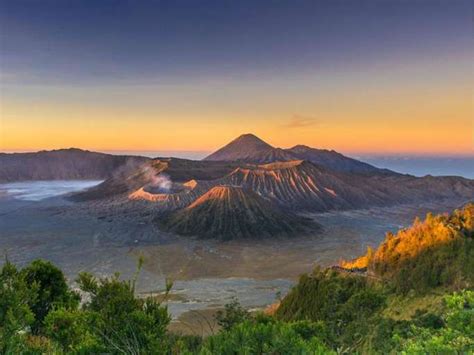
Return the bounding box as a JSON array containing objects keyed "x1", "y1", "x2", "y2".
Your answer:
[
  {"x1": 219, "y1": 160, "x2": 474, "y2": 211},
  {"x1": 219, "y1": 160, "x2": 388, "y2": 211},
  {"x1": 158, "y1": 185, "x2": 317, "y2": 240},
  {"x1": 203, "y1": 133, "x2": 295, "y2": 163},
  {"x1": 0, "y1": 148, "x2": 149, "y2": 183}
]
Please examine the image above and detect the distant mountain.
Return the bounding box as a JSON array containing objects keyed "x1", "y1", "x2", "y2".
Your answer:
[
  {"x1": 204, "y1": 134, "x2": 394, "y2": 174},
  {"x1": 285, "y1": 145, "x2": 394, "y2": 174},
  {"x1": 158, "y1": 185, "x2": 317, "y2": 240},
  {"x1": 203, "y1": 134, "x2": 295, "y2": 163},
  {"x1": 0, "y1": 148, "x2": 149, "y2": 182}
]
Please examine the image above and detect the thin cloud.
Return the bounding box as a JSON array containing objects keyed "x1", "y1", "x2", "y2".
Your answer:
[{"x1": 283, "y1": 115, "x2": 318, "y2": 129}]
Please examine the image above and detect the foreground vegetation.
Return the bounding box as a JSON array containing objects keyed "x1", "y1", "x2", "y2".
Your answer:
[
  {"x1": 277, "y1": 203, "x2": 474, "y2": 353},
  {"x1": 0, "y1": 258, "x2": 333, "y2": 354},
  {"x1": 1, "y1": 203, "x2": 473, "y2": 354},
  {"x1": 342, "y1": 202, "x2": 474, "y2": 292}
]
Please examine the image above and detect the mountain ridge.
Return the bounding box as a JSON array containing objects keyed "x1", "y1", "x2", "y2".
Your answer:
[
  {"x1": 204, "y1": 133, "x2": 395, "y2": 175},
  {"x1": 0, "y1": 148, "x2": 150, "y2": 183}
]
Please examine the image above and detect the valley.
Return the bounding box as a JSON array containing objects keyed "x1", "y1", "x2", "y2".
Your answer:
[{"x1": 0, "y1": 189, "x2": 466, "y2": 321}]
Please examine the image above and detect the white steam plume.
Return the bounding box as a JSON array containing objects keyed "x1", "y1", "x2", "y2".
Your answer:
[{"x1": 150, "y1": 173, "x2": 172, "y2": 192}]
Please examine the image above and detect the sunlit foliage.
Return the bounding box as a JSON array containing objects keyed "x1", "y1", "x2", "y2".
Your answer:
[{"x1": 343, "y1": 203, "x2": 474, "y2": 293}]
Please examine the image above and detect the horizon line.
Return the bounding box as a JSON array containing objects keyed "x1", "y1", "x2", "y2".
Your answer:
[{"x1": 1, "y1": 147, "x2": 473, "y2": 159}]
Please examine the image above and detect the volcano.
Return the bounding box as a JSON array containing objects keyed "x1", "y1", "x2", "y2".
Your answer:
[
  {"x1": 158, "y1": 185, "x2": 317, "y2": 240},
  {"x1": 203, "y1": 133, "x2": 295, "y2": 163},
  {"x1": 204, "y1": 134, "x2": 393, "y2": 175}
]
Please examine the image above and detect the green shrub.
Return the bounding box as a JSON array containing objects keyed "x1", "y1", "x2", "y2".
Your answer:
[
  {"x1": 201, "y1": 318, "x2": 333, "y2": 354},
  {"x1": 276, "y1": 267, "x2": 386, "y2": 348},
  {"x1": 22, "y1": 259, "x2": 79, "y2": 333},
  {"x1": 215, "y1": 297, "x2": 250, "y2": 331},
  {"x1": 0, "y1": 260, "x2": 37, "y2": 353},
  {"x1": 76, "y1": 271, "x2": 171, "y2": 354},
  {"x1": 393, "y1": 290, "x2": 474, "y2": 353}
]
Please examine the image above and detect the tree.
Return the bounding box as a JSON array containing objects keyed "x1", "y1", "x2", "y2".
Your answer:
[
  {"x1": 44, "y1": 308, "x2": 102, "y2": 353},
  {"x1": 21, "y1": 259, "x2": 79, "y2": 333},
  {"x1": 0, "y1": 260, "x2": 37, "y2": 352},
  {"x1": 215, "y1": 297, "x2": 250, "y2": 331},
  {"x1": 76, "y1": 271, "x2": 171, "y2": 353}
]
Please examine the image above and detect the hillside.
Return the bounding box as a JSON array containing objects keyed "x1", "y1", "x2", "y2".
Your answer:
[
  {"x1": 0, "y1": 148, "x2": 149, "y2": 182},
  {"x1": 219, "y1": 160, "x2": 372, "y2": 211},
  {"x1": 219, "y1": 160, "x2": 474, "y2": 211},
  {"x1": 158, "y1": 185, "x2": 317, "y2": 240},
  {"x1": 341, "y1": 203, "x2": 474, "y2": 292},
  {"x1": 275, "y1": 203, "x2": 474, "y2": 352}
]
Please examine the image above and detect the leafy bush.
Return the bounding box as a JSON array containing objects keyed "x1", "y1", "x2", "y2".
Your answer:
[
  {"x1": 0, "y1": 260, "x2": 37, "y2": 353},
  {"x1": 393, "y1": 290, "x2": 474, "y2": 353},
  {"x1": 276, "y1": 267, "x2": 386, "y2": 349},
  {"x1": 44, "y1": 308, "x2": 101, "y2": 353},
  {"x1": 0, "y1": 259, "x2": 172, "y2": 354},
  {"x1": 22, "y1": 259, "x2": 80, "y2": 333},
  {"x1": 75, "y1": 271, "x2": 171, "y2": 353},
  {"x1": 215, "y1": 297, "x2": 250, "y2": 331},
  {"x1": 201, "y1": 318, "x2": 333, "y2": 354}
]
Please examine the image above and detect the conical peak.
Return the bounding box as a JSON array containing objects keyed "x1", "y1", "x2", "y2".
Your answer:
[{"x1": 230, "y1": 133, "x2": 273, "y2": 147}]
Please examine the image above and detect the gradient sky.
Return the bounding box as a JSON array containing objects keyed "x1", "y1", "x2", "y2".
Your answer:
[{"x1": 1, "y1": 0, "x2": 472, "y2": 155}]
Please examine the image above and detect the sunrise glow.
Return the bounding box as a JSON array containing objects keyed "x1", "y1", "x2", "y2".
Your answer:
[{"x1": 1, "y1": 1, "x2": 472, "y2": 156}]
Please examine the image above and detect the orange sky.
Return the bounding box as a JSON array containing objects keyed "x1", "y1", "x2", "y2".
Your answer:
[
  {"x1": 1, "y1": 52, "x2": 473, "y2": 156},
  {"x1": 2, "y1": 0, "x2": 473, "y2": 157}
]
